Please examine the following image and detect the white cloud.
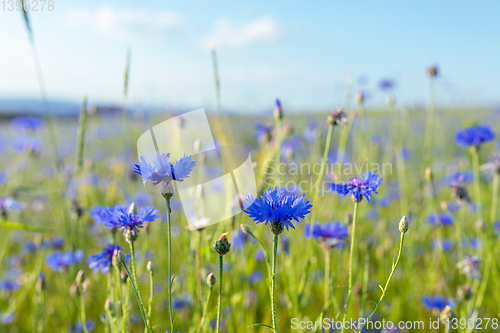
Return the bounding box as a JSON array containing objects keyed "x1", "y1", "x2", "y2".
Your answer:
[
  {"x1": 63, "y1": 7, "x2": 182, "y2": 35},
  {"x1": 202, "y1": 17, "x2": 279, "y2": 48}
]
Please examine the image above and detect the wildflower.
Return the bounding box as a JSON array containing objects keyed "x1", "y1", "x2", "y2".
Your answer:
[
  {"x1": 330, "y1": 170, "x2": 383, "y2": 203},
  {"x1": 248, "y1": 270, "x2": 264, "y2": 283},
  {"x1": 463, "y1": 238, "x2": 481, "y2": 249},
  {"x1": 0, "y1": 197, "x2": 25, "y2": 216},
  {"x1": 12, "y1": 136, "x2": 42, "y2": 154},
  {"x1": 173, "y1": 293, "x2": 193, "y2": 310},
  {"x1": 450, "y1": 181, "x2": 471, "y2": 203},
  {"x1": 303, "y1": 121, "x2": 320, "y2": 143},
  {"x1": 91, "y1": 204, "x2": 160, "y2": 239},
  {"x1": 378, "y1": 79, "x2": 396, "y2": 91},
  {"x1": 254, "y1": 122, "x2": 273, "y2": 142},
  {"x1": 0, "y1": 279, "x2": 19, "y2": 292},
  {"x1": 86, "y1": 244, "x2": 129, "y2": 273},
  {"x1": 244, "y1": 187, "x2": 312, "y2": 232},
  {"x1": 0, "y1": 312, "x2": 15, "y2": 325},
  {"x1": 0, "y1": 172, "x2": 7, "y2": 186},
  {"x1": 421, "y1": 295, "x2": 451, "y2": 311},
  {"x1": 426, "y1": 65, "x2": 439, "y2": 78},
  {"x1": 281, "y1": 135, "x2": 302, "y2": 160},
  {"x1": 232, "y1": 229, "x2": 248, "y2": 250},
  {"x1": 442, "y1": 171, "x2": 473, "y2": 185},
  {"x1": 427, "y1": 212, "x2": 454, "y2": 226},
  {"x1": 10, "y1": 116, "x2": 44, "y2": 131},
  {"x1": 481, "y1": 152, "x2": 500, "y2": 174},
  {"x1": 207, "y1": 273, "x2": 216, "y2": 287},
  {"x1": 254, "y1": 249, "x2": 265, "y2": 262},
  {"x1": 274, "y1": 98, "x2": 283, "y2": 120},
  {"x1": 45, "y1": 250, "x2": 83, "y2": 272},
  {"x1": 455, "y1": 125, "x2": 495, "y2": 149},
  {"x1": 327, "y1": 108, "x2": 347, "y2": 126},
  {"x1": 69, "y1": 319, "x2": 95, "y2": 333},
  {"x1": 304, "y1": 222, "x2": 349, "y2": 249},
  {"x1": 399, "y1": 216, "x2": 409, "y2": 233},
  {"x1": 456, "y1": 255, "x2": 481, "y2": 279},
  {"x1": 431, "y1": 239, "x2": 454, "y2": 252},
  {"x1": 134, "y1": 153, "x2": 196, "y2": 196}
]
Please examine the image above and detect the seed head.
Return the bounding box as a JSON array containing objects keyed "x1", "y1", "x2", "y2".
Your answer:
[
  {"x1": 327, "y1": 108, "x2": 347, "y2": 126},
  {"x1": 427, "y1": 65, "x2": 438, "y2": 78},
  {"x1": 214, "y1": 233, "x2": 231, "y2": 255}
]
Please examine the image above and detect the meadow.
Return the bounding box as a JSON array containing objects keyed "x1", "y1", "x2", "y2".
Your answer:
[{"x1": 1, "y1": 87, "x2": 500, "y2": 333}]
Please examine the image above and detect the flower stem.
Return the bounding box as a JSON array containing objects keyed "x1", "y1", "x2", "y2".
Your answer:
[
  {"x1": 197, "y1": 284, "x2": 214, "y2": 333},
  {"x1": 79, "y1": 292, "x2": 89, "y2": 333},
  {"x1": 491, "y1": 173, "x2": 499, "y2": 224},
  {"x1": 471, "y1": 148, "x2": 484, "y2": 222},
  {"x1": 324, "y1": 248, "x2": 331, "y2": 311},
  {"x1": 120, "y1": 261, "x2": 152, "y2": 333},
  {"x1": 164, "y1": 196, "x2": 175, "y2": 333},
  {"x1": 271, "y1": 234, "x2": 280, "y2": 333},
  {"x1": 298, "y1": 124, "x2": 334, "y2": 303},
  {"x1": 216, "y1": 255, "x2": 223, "y2": 333},
  {"x1": 196, "y1": 229, "x2": 203, "y2": 317},
  {"x1": 145, "y1": 267, "x2": 154, "y2": 333},
  {"x1": 357, "y1": 231, "x2": 406, "y2": 333},
  {"x1": 341, "y1": 201, "x2": 359, "y2": 333}
]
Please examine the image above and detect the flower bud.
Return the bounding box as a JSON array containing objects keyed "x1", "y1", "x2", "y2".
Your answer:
[
  {"x1": 427, "y1": 65, "x2": 438, "y2": 78},
  {"x1": 116, "y1": 250, "x2": 127, "y2": 263},
  {"x1": 440, "y1": 305, "x2": 454, "y2": 324},
  {"x1": 125, "y1": 228, "x2": 137, "y2": 243},
  {"x1": 207, "y1": 273, "x2": 216, "y2": 287},
  {"x1": 147, "y1": 261, "x2": 154, "y2": 273},
  {"x1": 214, "y1": 233, "x2": 231, "y2": 255},
  {"x1": 105, "y1": 299, "x2": 112, "y2": 312},
  {"x1": 75, "y1": 270, "x2": 86, "y2": 287},
  {"x1": 274, "y1": 99, "x2": 283, "y2": 120},
  {"x1": 120, "y1": 270, "x2": 129, "y2": 284},
  {"x1": 240, "y1": 224, "x2": 250, "y2": 234},
  {"x1": 399, "y1": 216, "x2": 409, "y2": 234},
  {"x1": 425, "y1": 167, "x2": 433, "y2": 181}
]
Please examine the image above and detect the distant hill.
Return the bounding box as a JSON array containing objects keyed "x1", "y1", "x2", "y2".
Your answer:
[{"x1": 0, "y1": 98, "x2": 81, "y2": 116}]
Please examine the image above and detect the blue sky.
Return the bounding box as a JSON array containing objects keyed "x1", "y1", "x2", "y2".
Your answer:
[{"x1": 1, "y1": 1, "x2": 499, "y2": 113}]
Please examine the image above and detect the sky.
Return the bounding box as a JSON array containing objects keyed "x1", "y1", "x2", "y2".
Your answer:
[{"x1": 0, "y1": 1, "x2": 499, "y2": 113}]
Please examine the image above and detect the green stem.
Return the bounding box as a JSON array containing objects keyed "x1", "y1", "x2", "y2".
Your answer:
[
  {"x1": 341, "y1": 201, "x2": 359, "y2": 333},
  {"x1": 196, "y1": 230, "x2": 203, "y2": 316},
  {"x1": 128, "y1": 242, "x2": 152, "y2": 332},
  {"x1": 271, "y1": 234, "x2": 279, "y2": 333},
  {"x1": 165, "y1": 197, "x2": 174, "y2": 332},
  {"x1": 197, "y1": 285, "x2": 214, "y2": 333},
  {"x1": 216, "y1": 255, "x2": 223, "y2": 333},
  {"x1": 471, "y1": 148, "x2": 484, "y2": 222},
  {"x1": 298, "y1": 125, "x2": 334, "y2": 303},
  {"x1": 145, "y1": 269, "x2": 154, "y2": 333},
  {"x1": 121, "y1": 262, "x2": 152, "y2": 333},
  {"x1": 424, "y1": 77, "x2": 435, "y2": 165},
  {"x1": 79, "y1": 292, "x2": 89, "y2": 333},
  {"x1": 274, "y1": 117, "x2": 282, "y2": 186},
  {"x1": 324, "y1": 248, "x2": 331, "y2": 312},
  {"x1": 357, "y1": 232, "x2": 406, "y2": 333},
  {"x1": 491, "y1": 173, "x2": 499, "y2": 224}
]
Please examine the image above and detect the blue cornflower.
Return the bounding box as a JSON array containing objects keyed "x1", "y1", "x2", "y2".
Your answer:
[
  {"x1": 421, "y1": 295, "x2": 451, "y2": 311},
  {"x1": 173, "y1": 293, "x2": 192, "y2": 310},
  {"x1": 0, "y1": 279, "x2": 19, "y2": 292},
  {"x1": 70, "y1": 319, "x2": 95, "y2": 333},
  {"x1": 330, "y1": 170, "x2": 383, "y2": 203},
  {"x1": 427, "y1": 212, "x2": 454, "y2": 226},
  {"x1": 45, "y1": 250, "x2": 83, "y2": 272},
  {"x1": 303, "y1": 121, "x2": 320, "y2": 143},
  {"x1": 0, "y1": 197, "x2": 25, "y2": 214},
  {"x1": 86, "y1": 244, "x2": 129, "y2": 273},
  {"x1": 134, "y1": 153, "x2": 196, "y2": 195},
  {"x1": 13, "y1": 136, "x2": 42, "y2": 154},
  {"x1": 378, "y1": 78, "x2": 396, "y2": 91},
  {"x1": 254, "y1": 249, "x2": 265, "y2": 262},
  {"x1": 10, "y1": 116, "x2": 44, "y2": 131},
  {"x1": 281, "y1": 135, "x2": 302, "y2": 160},
  {"x1": 0, "y1": 172, "x2": 7, "y2": 186},
  {"x1": 442, "y1": 171, "x2": 473, "y2": 185},
  {"x1": 248, "y1": 270, "x2": 264, "y2": 283},
  {"x1": 455, "y1": 125, "x2": 495, "y2": 148},
  {"x1": 304, "y1": 222, "x2": 349, "y2": 249},
  {"x1": 244, "y1": 187, "x2": 312, "y2": 232},
  {"x1": 91, "y1": 204, "x2": 160, "y2": 237},
  {"x1": 254, "y1": 122, "x2": 273, "y2": 142},
  {"x1": 232, "y1": 229, "x2": 248, "y2": 250},
  {"x1": 0, "y1": 312, "x2": 15, "y2": 325},
  {"x1": 431, "y1": 239, "x2": 454, "y2": 252},
  {"x1": 481, "y1": 152, "x2": 500, "y2": 175}
]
